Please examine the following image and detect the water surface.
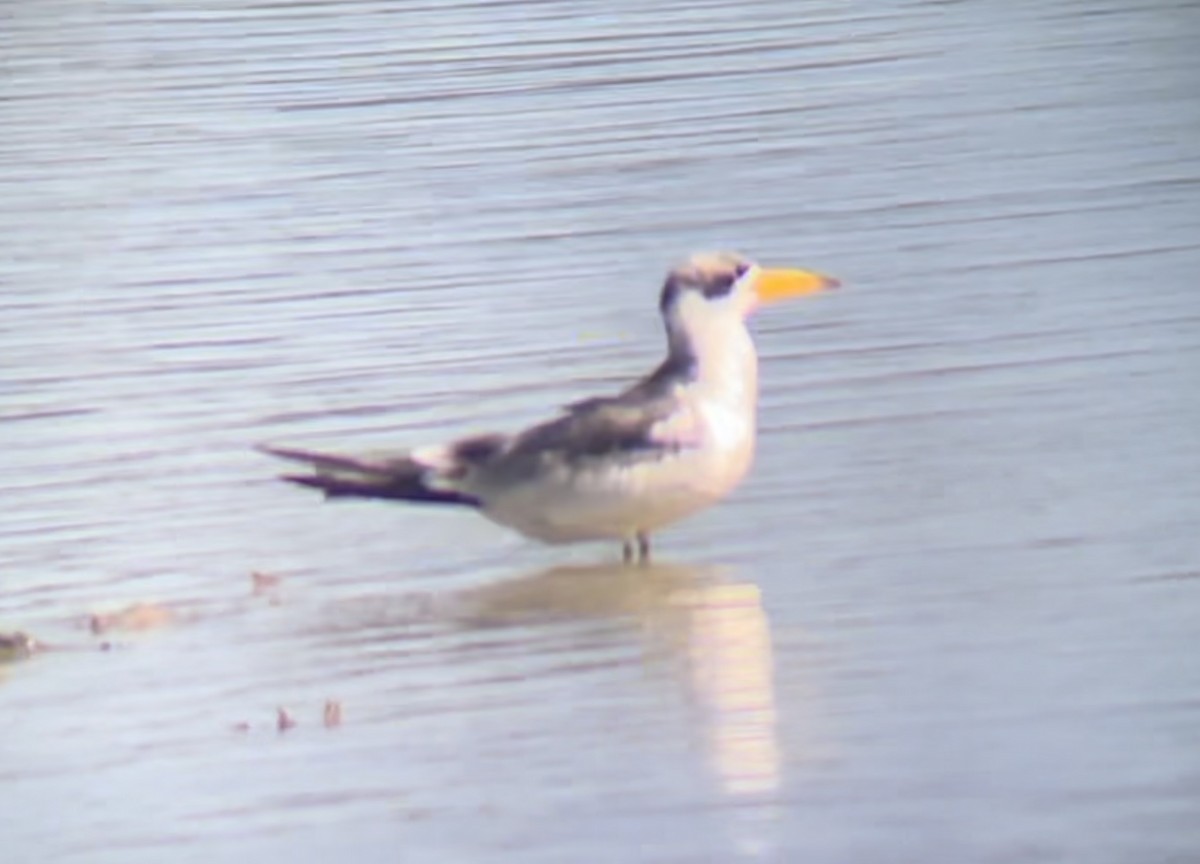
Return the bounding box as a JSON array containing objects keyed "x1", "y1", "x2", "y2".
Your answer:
[{"x1": 2, "y1": 1, "x2": 1199, "y2": 861}]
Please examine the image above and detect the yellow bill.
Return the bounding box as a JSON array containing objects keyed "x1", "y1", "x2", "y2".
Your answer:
[{"x1": 754, "y1": 268, "x2": 840, "y2": 304}]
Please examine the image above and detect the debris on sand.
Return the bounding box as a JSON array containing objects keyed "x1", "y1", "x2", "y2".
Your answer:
[
  {"x1": 323, "y1": 699, "x2": 343, "y2": 728},
  {"x1": 276, "y1": 706, "x2": 296, "y2": 732},
  {"x1": 251, "y1": 571, "x2": 283, "y2": 596},
  {"x1": 88, "y1": 602, "x2": 175, "y2": 635},
  {"x1": 237, "y1": 701, "x2": 342, "y2": 735},
  {"x1": 0, "y1": 631, "x2": 40, "y2": 662}
]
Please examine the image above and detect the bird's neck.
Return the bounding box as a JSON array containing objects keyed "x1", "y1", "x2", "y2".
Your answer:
[{"x1": 666, "y1": 311, "x2": 759, "y2": 410}]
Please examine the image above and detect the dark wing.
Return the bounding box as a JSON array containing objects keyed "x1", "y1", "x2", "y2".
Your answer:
[
  {"x1": 261, "y1": 352, "x2": 702, "y2": 497},
  {"x1": 562, "y1": 352, "x2": 694, "y2": 415},
  {"x1": 502, "y1": 392, "x2": 700, "y2": 481},
  {"x1": 502, "y1": 349, "x2": 700, "y2": 470}
]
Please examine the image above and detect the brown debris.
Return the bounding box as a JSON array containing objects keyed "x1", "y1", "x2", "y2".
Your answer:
[
  {"x1": 251, "y1": 571, "x2": 283, "y2": 596},
  {"x1": 88, "y1": 602, "x2": 175, "y2": 635},
  {"x1": 276, "y1": 707, "x2": 296, "y2": 732},
  {"x1": 323, "y1": 700, "x2": 343, "y2": 728},
  {"x1": 0, "y1": 631, "x2": 40, "y2": 661}
]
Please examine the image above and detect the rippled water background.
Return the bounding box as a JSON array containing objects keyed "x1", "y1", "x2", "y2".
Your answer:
[{"x1": 2, "y1": 0, "x2": 1199, "y2": 861}]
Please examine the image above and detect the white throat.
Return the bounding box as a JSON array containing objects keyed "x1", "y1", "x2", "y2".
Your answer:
[{"x1": 666, "y1": 293, "x2": 759, "y2": 411}]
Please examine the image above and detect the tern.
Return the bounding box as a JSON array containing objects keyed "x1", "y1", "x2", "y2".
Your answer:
[{"x1": 260, "y1": 252, "x2": 837, "y2": 562}]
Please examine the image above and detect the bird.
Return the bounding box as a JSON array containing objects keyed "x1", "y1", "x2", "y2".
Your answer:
[{"x1": 259, "y1": 251, "x2": 838, "y2": 563}]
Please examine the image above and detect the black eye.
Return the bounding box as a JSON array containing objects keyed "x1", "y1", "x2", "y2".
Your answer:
[
  {"x1": 734, "y1": 262, "x2": 751, "y2": 279},
  {"x1": 702, "y1": 272, "x2": 737, "y2": 299}
]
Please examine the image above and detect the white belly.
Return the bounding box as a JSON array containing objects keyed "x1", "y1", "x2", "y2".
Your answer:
[{"x1": 483, "y1": 411, "x2": 755, "y2": 544}]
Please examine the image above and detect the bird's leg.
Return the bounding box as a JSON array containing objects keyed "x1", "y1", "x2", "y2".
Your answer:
[
  {"x1": 636, "y1": 532, "x2": 651, "y2": 563},
  {"x1": 621, "y1": 533, "x2": 651, "y2": 564}
]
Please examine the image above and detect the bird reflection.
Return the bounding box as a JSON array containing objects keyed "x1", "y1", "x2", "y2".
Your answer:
[
  {"x1": 674, "y1": 580, "x2": 782, "y2": 799},
  {"x1": 450, "y1": 561, "x2": 783, "y2": 800}
]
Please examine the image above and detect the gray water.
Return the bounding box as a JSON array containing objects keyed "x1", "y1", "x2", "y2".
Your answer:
[{"x1": 2, "y1": 1, "x2": 1199, "y2": 861}]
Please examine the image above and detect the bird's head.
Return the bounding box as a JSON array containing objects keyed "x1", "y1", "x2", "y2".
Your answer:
[{"x1": 659, "y1": 251, "x2": 838, "y2": 330}]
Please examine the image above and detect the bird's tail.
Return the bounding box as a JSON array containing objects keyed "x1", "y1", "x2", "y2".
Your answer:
[{"x1": 256, "y1": 444, "x2": 481, "y2": 508}]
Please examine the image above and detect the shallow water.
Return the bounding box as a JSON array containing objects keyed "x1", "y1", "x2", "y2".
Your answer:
[{"x1": 2, "y1": 0, "x2": 1199, "y2": 861}]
